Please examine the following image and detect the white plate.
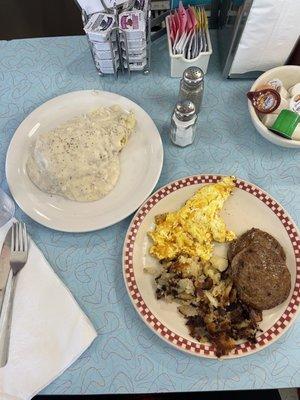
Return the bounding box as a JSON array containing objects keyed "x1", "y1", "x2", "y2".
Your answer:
[
  {"x1": 123, "y1": 175, "x2": 300, "y2": 358},
  {"x1": 6, "y1": 90, "x2": 163, "y2": 232}
]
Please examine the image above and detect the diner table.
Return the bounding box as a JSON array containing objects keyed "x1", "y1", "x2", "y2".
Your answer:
[{"x1": 0, "y1": 31, "x2": 300, "y2": 396}]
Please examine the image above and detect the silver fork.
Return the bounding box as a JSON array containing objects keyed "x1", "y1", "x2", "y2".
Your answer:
[{"x1": 0, "y1": 222, "x2": 29, "y2": 367}]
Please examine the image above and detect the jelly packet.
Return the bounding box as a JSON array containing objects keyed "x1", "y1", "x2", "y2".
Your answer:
[
  {"x1": 119, "y1": 11, "x2": 146, "y2": 39},
  {"x1": 133, "y1": 0, "x2": 148, "y2": 12},
  {"x1": 84, "y1": 13, "x2": 116, "y2": 42},
  {"x1": 124, "y1": 59, "x2": 147, "y2": 70},
  {"x1": 121, "y1": 36, "x2": 146, "y2": 54}
]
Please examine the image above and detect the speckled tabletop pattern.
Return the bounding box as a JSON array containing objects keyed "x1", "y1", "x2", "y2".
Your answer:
[{"x1": 1, "y1": 31, "x2": 300, "y2": 395}]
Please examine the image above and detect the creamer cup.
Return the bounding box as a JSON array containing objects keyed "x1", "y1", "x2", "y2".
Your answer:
[{"x1": 288, "y1": 82, "x2": 300, "y2": 97}]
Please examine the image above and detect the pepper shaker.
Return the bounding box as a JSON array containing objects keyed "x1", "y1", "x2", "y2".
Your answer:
[
  {"x1": 170, "y1": 100, "x2": 197, "y2": 147},
  {"x1": 178, "y1": 67, "x2": 204, "y2": 114}
]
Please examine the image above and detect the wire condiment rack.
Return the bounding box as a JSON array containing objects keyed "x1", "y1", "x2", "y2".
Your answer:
[{"x1": 81, "y1": 0, "x2": 152, "y2": 78}]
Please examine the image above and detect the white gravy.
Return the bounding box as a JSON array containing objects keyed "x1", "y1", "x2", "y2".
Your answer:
[{"x1": 26, "y1": 105, "x2": 136, "y2": 201}]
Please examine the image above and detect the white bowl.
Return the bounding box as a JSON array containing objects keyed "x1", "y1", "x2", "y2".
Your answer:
[{"x1": 248, "y1": 65, "x2": 300, "y2": 148}]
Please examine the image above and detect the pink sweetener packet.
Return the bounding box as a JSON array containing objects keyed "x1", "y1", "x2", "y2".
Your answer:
[
  {"x1": 178, "y1": 1, "x2": 187, "y2": 35},
  {"x1": 168, "y1": 16, "x2": 175, "y2": 44},
  {"x1": 186, "y1": 6, "x2": 193, "y2": 32},
  {"x1": 171, "y1": 13, "x2": 177, "y2": 34},
  {"x1": 173, "y1": 10, "x2": 180, "y2": 33}
]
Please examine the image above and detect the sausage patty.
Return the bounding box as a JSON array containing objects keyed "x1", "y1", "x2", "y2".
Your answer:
[
  {"x1": 230, "y1": 243, "x2": 291, "y2": 310},
  {"x1": 228, "y1": 228, "x2": 286, "y2": 263}
]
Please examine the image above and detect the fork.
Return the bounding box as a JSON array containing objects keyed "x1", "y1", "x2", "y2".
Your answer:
[{"x1": 0, "y1": 222, "x2": 29, "y2": 367}]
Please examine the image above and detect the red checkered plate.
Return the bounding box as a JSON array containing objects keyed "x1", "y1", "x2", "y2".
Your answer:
[{"x1": 122, "y1": 175, "x2": 300, "y2": 358}]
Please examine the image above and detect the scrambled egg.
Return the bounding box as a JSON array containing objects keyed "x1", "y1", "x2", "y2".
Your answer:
[{"x1": 148, "y1": 176, "x2": 236, "y2": 261}]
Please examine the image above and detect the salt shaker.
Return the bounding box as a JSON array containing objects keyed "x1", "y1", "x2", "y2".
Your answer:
[
  {"x1": 170, "y1": 100, "x2": 197, "y2": 147},
  {"x1": 178, "y1": 67, "x2": 204, "y2": 114}
]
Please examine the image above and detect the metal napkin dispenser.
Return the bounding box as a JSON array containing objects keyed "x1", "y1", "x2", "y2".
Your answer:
[{"x1": 218, "y1": 0, "x2": 300, "y2": 79}]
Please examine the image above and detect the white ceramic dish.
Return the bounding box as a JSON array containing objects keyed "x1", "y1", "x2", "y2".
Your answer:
[
  {"x1": 123, "y1": 175, "x2": 300, "y2": 358},
  {"x1": 248, "y1": 65, "x2": 300, "y2": 148},
  {"x1": 6, "y1": 90, "x2": 163, "y2": 232}
]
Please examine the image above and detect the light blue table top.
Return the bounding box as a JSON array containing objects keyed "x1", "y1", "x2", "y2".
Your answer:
[{"x1": 1, "y1": 31, "x2": 300, "y2": 395}]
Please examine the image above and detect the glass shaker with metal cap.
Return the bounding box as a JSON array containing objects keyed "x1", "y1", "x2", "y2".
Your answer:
[
  {"x1": 178, "y1": 66, "x2": 204, "y2": 114},
  {"x1": 170, "y1": 100, "x2": 197, "y2": 147}
]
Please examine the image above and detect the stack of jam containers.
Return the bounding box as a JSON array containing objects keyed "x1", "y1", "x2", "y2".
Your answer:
[
  {"x1": 120, "y1": 8, "x2": 147, "y2": 71},
  {"x1": 84, "y1": 13, "x2": 119, "y2": 74},
  {"x1": 83, "y1": 0, "x2": 150, "y2": 76}
]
